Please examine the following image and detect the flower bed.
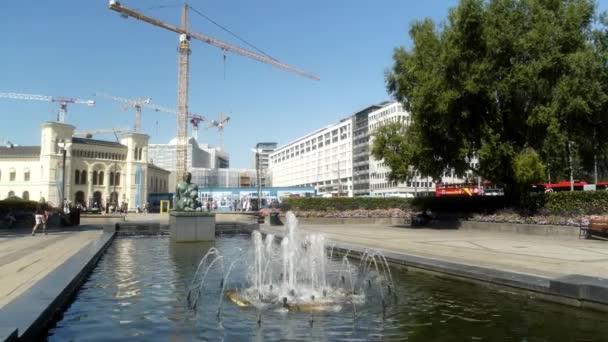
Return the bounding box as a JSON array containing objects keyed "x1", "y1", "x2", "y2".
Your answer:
[
  {"x1": 274, "y1": 208, "x2": 412, "y2": 218},
  {"x1": 467, "y1": 210, "x2": 603, "y2": 227}
]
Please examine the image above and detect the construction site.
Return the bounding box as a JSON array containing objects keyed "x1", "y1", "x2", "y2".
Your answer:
[{"x1": 0, "y1": 0, "x2": 319, "y2": 208}]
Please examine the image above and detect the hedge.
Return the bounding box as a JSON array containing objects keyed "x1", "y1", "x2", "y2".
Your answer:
[
  {"x1": 280, "y1": 197, "x2": 413, "y2": 211},
  {"x1": 280, "y1": 191, "x2": 608, "y2": 216},
  {"x1": 0, "y1": 199, "x2": 40, "y2": 213},
  {"x1": 544, "y1": 191, "x2": 608, "y2": 215}
]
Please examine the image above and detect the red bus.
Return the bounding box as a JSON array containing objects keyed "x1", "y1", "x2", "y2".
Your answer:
[
  {"x1": 531, "y1": 180, "x2": 588, "y2": 193},
  {"x1": 435, "y1": 182, "x2": 483, "y2": 197}
]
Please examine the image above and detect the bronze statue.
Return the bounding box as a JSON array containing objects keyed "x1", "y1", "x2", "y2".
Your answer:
[{"x1": 174, "y1": 172, "x2": 201, "y2": 211}]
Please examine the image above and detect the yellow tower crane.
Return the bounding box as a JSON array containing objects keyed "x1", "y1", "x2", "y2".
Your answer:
[{"x1": 108, "y1": 0, "x2": 319, "y2": 183}]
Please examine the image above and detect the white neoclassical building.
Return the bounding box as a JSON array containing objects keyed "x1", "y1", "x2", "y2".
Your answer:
[{"x1": 0, "y1": 121, "x2": 170, "y2": 210}]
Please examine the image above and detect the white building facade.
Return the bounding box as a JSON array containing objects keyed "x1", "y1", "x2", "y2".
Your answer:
[
  {"x1": 269, "y1": 101, "x2": 470, "y2": 197},
  {"x1": 0, "y1": 122, "x2": 170, "y2": 209},
  {"x1": 368, "y1": 102, "x2": 470, "y2": 197},
  {"x1": 270, "y1": 118, "x2": 353, "y2": 197},
  {"x1": 148, "y1": 137, "x2": 229, "y2": 190}
]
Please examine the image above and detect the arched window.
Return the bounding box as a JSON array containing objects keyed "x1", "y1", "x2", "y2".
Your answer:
[
  {"x1": 24, "y1": 168, "x2": 30, "y2": 182},
  {"x1": 99, "y1": 171, "x2": 104, "y2": 185},
  {"x1": 22, "y1": 191, "x2": 29, "y2": 200},
  {"x1": 115, "y1": 172, "x2": 120, "y2": 186},
  {"x1": 75, "y1": 170, "x2": 80, "y2": 184},
  {"x1": 110, "y1": 171, "x2": 114, "y2": 186},
  {"x1": 9, "y1": 168, "x2": 16, "y2": 181},
  {"x1": 81, "y1": 170, "x2": 87, "y2": 185},
  {"x1": 7, "y1": 191, "x2": 15, "y2": 198},
  {"x1": 92, "y1": 170, "x2": 98, "y2": 185}
]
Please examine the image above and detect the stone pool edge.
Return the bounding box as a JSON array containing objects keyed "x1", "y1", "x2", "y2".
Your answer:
[
  {"x1": 0, "y1": 227, "x2": 116, "y2": 342},
  {"x1": 260, "y1": 227, "x2": 608, "y2": 313}
]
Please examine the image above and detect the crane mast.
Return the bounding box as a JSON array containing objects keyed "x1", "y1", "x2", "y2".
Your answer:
[
  {"x1": 108, "y1": 0, "x2": 319, "y2": 183},
  {"x1": 176, "y1": 5, "x2": 190, "y2": 183}
]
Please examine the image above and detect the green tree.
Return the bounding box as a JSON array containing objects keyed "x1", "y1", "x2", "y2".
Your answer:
[{"x1": 377, "y1": 0, "x2": 608, "y2": 203}]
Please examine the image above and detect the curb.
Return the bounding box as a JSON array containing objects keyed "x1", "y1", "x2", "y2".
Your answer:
[{"x1": 0, "y1": 230, "x2": 115, "y2": 341}]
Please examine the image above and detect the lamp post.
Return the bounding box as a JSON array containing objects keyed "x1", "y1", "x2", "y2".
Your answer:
[
  {"x1": 58, "y1": 140, "x2": 71, "y2": 211},
  {"x1": 252, "y1": 144, "x2": 263, "y2": 211}
]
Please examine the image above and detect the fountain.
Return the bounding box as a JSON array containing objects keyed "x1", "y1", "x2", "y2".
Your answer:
[{"x1": 187, "y1": 211, "x2": 394, "y2": 315}]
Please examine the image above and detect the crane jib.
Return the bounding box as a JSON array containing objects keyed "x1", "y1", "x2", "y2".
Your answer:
[{"x1": 108, "y1": 2, "x2": 319, "y2": 81}]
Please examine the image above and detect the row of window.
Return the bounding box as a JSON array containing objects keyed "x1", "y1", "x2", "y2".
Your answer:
[
  {"x1": 73, "y1": 149, "x2": 126, "y2": 161},
  {"x1": 74, "y1": 170, "x2": 121, "y2": 186},
  {"x1": 4, "y1": 191, "x2": 29, "y2": 200},
  {"x1": 271, "y1": 124, "x2": 352, "y2": 164},
  {"x1": 371, "y1": 181, "x2": 434, "y2": 190},
  {"x1": 369, "y1": 115, "x2": 409, "y2": 131},
  {"x1": 368, "y1": 104, "x2": 404, "y2": 122},
  {"x1": 149, "y1": 176, "x2": 168, "y2": 193},
  {"x1": 134, "y1": 147, "x2": 144, "y2": 161},
  {"x1": 0, "y1": 169, "x2": 30, "y2": 182}
]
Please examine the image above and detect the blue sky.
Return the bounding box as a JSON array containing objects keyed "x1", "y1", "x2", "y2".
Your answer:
[{"x1": 1, "y1": 0, "x2": 607, "y2": 168}]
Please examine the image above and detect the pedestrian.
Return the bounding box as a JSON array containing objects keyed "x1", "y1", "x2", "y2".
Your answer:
[
  {"x1": 4, "y1": 208, "x2": 16, "y2": 227},
  {"x1": 32, "y1": 204, "x2": 45, "y2": 236},
  {"x1": 43, "y1": 205, "x2": 51, "y2": 233}
]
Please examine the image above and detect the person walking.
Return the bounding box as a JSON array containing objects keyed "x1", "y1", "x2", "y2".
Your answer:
[
  {"x1": 32, "y1": 204, "x2": 45, "y2": 236},
  {"x1": 42, "y1": 205, "x2": 50, "y2": 234},
  {"x1": 4, "y1": 208, "x2": 16, "y2": 227}
]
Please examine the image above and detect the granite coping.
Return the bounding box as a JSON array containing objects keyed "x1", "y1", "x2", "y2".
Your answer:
[
  {"x1": 0, "y1": 230, "x2": 115, "y2": 341},
  {"x1": 169, "y1": 211, "x2": 216, "y2": 217},
  {"x1": 260, "y1": 227, "x2": 608, "y2": 312}
]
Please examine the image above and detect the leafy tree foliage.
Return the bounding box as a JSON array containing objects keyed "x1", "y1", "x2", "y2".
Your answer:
[{"x1": 375, "y1": 0, "x2": 608, "y2": 201}]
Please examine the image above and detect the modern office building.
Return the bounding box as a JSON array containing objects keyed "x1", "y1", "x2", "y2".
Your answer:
[
  {"x1": 148, "y1": 137, "x2": 230, "y2": 190},
  {"x1": 269, "y1": 117, "x2": 353, "y2": 197},
  {"x1": 0, "y1": 121, "x2": 170, "y2": 209},
  {"x1": 252, "y1": 142, "x2": 277, "y2": 172},
  {"x1": 352, "y1": 102, "x2": 392, "y2": 196},
  {"x1": 269, "y1": 101, "x2": 469, "y2": 197}
]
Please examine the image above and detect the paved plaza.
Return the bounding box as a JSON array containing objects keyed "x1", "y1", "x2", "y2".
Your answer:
[
  {"x1": 0, "y1": 228, "x2": 104, "y2": 309},
  {"x1": 262, "y1": 223, "x2": 608, "y2": 280}
]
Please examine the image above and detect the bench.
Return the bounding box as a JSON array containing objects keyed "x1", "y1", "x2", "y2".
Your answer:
[{"x1": 580, "y1": 219, "x2": 608, "y2": 240}]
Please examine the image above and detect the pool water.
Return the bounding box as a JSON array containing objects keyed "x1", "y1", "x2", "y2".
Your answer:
[{"x1": 47, "y1": 235, "x2": 607, "y2": 341}]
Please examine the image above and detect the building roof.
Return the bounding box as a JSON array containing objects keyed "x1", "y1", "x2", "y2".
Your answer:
[
  {"x1": 72, "y1": 137, "x2": 126, "y2": 148},
  {"x1": 147, "y1": 163, "x2": 171, "y2": 174},
  {"x1": 0, "y1": 146, "x2": 40, "y2": 158}
]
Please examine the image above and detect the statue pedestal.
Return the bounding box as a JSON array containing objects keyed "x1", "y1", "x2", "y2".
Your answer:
[{"x1": 170, "y1": 211, "x2": 216, "y2": 242}]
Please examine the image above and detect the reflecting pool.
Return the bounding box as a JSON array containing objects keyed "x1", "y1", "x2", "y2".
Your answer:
[{"x1": 47, "y1": 235, "x2": 607, "y2": 341}]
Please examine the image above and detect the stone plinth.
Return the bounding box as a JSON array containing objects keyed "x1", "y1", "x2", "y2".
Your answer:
[{"x1": 170, "y1": 211, "x2": 216, "y2": 242}]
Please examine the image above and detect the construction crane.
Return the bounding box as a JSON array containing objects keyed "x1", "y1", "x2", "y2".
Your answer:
[
  {"x1": 189, "y1": 114, "x2": 206, "y2": 142},
  {"x1": 74, "y1": 128, "x2": 130, "y2": 140},
  {"x1": 208, "y1": 113, "x2": 230, "y2": 150},
  {"x1": 108, "y1": 0, "x2": 319, "y2": 183},
  {"x1": 96, "y1": 93, "x2": 163, "y2": 132},
  {"x1": 140, "y1": 103, "x2": 207, "y2": 141},
  {"x1": 0, "y1": 92, "x2": 95, "y2": 123}
]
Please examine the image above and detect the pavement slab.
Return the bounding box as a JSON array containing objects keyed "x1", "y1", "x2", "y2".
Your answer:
[
  {"x1": 0, "y1": 229, "x2": 104, "y2": 309},
  {"x1": 261, "y1": 223, "x2": 608, "y2": 309}
]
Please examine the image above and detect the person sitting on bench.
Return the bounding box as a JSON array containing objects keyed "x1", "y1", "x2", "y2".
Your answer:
[{"x1": 413, "y1": 210, "x2": 431, "y2": 227}]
